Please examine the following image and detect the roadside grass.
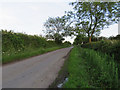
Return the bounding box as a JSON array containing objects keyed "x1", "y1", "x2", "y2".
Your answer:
[
  {"x1": 49, "y1": 49, "x2": 71, "y2": 88},
  {"x1": 2, "y1": 46, "x2": 66, "y2": 64},
  {"x1": 63, "y1": 46, "x2": 119, "y2": 88}
]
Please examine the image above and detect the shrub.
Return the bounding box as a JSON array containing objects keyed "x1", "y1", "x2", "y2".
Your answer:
[
  {"x1": 2, "y1": 30, "x2": 59, "y2": 54},
  {"x1": 81, "y1": 40, "x2": 120, "y2": 63}
]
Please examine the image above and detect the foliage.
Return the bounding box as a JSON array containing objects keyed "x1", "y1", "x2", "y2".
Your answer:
[
  {"x1": 44, "y1": 17, "x2": 66, "y2": 35},
  {"x1": 73, "y1": 34, "x2": 88, "y2": 45},
  {"x1": 73, "y1": 35, "x2": 107, "y2": 45},
  {"x1": 44, "y1": 16, "x2": 71, "y2": 44},
  {"x1": 97, "y1": 36, "x2": 108, "y2": 41},
  {"x1": 109, "y1": 35, "x2": 120, "y2": 40},
  {"x1": 81, "y1": 40, "x2": 120, "y2": 63},
  {"x1": 73, "y1": 34, "x2": 84, "y2": 45},
  {"x1": 63, "y1": 41, "x2": 71, "y2": 47},
  {"x1": 64, "y1": 41, "x2": 71, "y2": 45},
  {"x1": 2, "y1": 30, "x2": 71, "y2": 64},
  {"x1": 66, "y1": 2, "x2": 119, "y2": 43},
  {"x1": 63, "y1": 46, "x2": 119, "y2": 88},
  {"x1": 2, "y1": 30, "x2": 48, "y2": 53},
  {"x1": 54, "y1": 33, "x2": 65, "y2": 44}
]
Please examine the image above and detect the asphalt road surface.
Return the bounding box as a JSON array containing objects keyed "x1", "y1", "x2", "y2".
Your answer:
[{"x1": 2, "y1": 47, "x2": 72, "y2": 88}]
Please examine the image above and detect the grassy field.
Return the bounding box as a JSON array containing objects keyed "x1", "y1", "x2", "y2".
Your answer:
[{"x1": 63, "y1": 46, "x2": 119, "y2": 88}]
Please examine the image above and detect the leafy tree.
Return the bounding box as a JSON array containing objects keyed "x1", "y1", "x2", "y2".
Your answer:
[
  {"x1": 109, "y1": 35, "x2": 120, "y2": 40},
  {"x1": 97, "y1": 36, "x2": 107, "y2": 41},
  {"x1": 66, "y1": 2, "x2": 119, "y2": 43},
  {"x1": 44, "y1": 16, "x2": 71, "y2": 44},
  {"x1": 64, "y1": 41, "x2": 71, "y2": 45},
  {"x1": 74, "y1": 34, "x2": 84, "y2": 45},
  {"x1": 54, "y1": 33, "x2": 65, "y2": 44},
  {"x1": 114, "y1": 35, "x2": 120, "y2": 40}
]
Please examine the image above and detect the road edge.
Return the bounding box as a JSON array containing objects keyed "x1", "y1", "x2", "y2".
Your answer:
[{"x1": 48, "y1": 48, "x2": 72, "y2": 88}]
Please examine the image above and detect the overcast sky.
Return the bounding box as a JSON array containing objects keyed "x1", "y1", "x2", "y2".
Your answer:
[{"x1": 0, "y1": 0, "x2": 119, "y2": 43}]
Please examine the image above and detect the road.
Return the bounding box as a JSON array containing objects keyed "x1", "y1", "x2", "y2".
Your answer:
[{"x1": 2, "y1": 47, "x2": 72, "y2": 88}]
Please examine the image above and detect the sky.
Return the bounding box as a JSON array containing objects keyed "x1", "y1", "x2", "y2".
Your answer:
[{"x1": 0, "y1": 0, "x2": 119, "y2": 43}]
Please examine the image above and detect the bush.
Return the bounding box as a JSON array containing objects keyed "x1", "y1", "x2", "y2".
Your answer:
[
  {"x1": 81, "y1": 40, "x2": 120, "y2": 63},
  {"x1": 2, "y1": 30, "x2": 56, "y2": 53},
  {"x1": 2, "y1": 30, "x2": 69, "y2": 64}
]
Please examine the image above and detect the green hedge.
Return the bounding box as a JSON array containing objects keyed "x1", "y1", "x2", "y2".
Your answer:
[
  {"x1": 2, "y1": 30, "x2": 58, "y2": 53},
  {"x1": 81, "y1": 40, "x2": 120, "y2": 63},
  {"x1": 2, "y1": 30, "x2": 71, "y2": 64}
]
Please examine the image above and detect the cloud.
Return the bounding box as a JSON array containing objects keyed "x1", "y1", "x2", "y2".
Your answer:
[{"x1": 100, "y1": 24, "x2": 118, "y2": 37}]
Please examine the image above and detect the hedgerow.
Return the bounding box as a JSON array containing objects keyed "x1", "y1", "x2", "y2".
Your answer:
[
  {"x1": 81, "y1": 40, "x2": 120, "y2": 63},
  {"x1": 2, "y1": 30, "x2": 71, "y2": 64}
]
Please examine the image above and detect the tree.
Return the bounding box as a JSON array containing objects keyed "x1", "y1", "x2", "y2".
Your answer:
[
  {"x1": 73, "y1": 34, "x2": 89, "y2": 45},
  {"x1": 67, "y1": 2, "x2": 119, "y2": 43},
  {"x1": 109, "y1": 35, "x2": 120, "y2": 40},
  {"x1": 64, "y1": 41, "x2": 71, "y2": 46},
  {"x1": 74, "y1": 34, "x2": 84, "y2": 45},
  {"x1": 44, "y1": 16, "x2": 72, "y2": 44},
  {"x1": 114, "y1": 35, "x2": 120, "y2": 40}
]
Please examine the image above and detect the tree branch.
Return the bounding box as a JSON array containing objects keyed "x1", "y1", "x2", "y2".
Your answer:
[{"x1": 91, "y1": 16, "x2": 98, "y2": 37}]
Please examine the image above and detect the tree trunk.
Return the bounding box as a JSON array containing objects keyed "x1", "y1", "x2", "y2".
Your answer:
[{"x1": 89, "y1": 36, "x2": 92, "y2": 43}]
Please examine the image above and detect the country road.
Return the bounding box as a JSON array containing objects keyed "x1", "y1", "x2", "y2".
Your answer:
[{"x1": 2, "y1": 47, "x2": 72, "y2": 88}]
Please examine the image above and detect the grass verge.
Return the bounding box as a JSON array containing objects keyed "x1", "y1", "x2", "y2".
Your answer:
[
  {"x1": 63, "y1": 46, "x2": 119, "y2": 88},
  {"x1": 49, "y1": 49, "x2": 71, "y2": 88},
  {"x1": 2, "y1": 46, "x2": 66, "y2": 64}
]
